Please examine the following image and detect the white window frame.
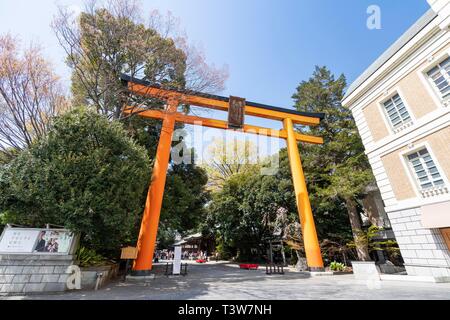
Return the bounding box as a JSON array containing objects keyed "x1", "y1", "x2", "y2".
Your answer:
[
  {"x1": 378, "y1": 88, "x2": 415, "y2": 134},
  {"x1": 399, "y1": 142, "x2": 449, "y2": 199},
  {"x1": 419, "y1": 50, "x2": 450, "y2": 108}
]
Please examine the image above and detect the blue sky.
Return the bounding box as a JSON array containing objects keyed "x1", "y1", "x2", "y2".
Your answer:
[{"x1": 0, "y1": 0, "x2": 431, "y2": 155}]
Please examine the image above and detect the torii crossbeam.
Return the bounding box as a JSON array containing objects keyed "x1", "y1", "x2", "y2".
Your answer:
[{"x1": 121, "y1": 74, "x2": 325, "y2": 274}]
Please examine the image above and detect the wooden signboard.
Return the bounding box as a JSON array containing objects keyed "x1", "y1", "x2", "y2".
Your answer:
[
  {"x1": 121, "y1": 246, "x2": 138, "y2": 260},
  {"x1": 228, "y1": 96, "x2": 245, "y2": 129},
  {"x1": 441, "y1": 228, "x2": 450, "y2": 251}
]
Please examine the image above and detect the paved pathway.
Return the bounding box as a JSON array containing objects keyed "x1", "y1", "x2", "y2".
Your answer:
[{"x1": 2, "y1": 262, "x2": 450, "y2": 300}]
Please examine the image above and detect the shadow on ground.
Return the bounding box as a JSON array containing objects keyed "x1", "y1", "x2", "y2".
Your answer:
[{"x1": 4, "y1": 262, "x2": 450, "y2": 300}]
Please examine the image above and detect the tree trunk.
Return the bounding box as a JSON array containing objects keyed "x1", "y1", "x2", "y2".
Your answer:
[
  {"x1": 362, "y1": 191, "x2": 382, "y2": 227},
  {"x1": 345, "y1": 198, "x2": 371, "y2": 261}
]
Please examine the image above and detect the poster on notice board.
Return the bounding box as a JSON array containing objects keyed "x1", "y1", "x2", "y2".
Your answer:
[{"x1": 0, "y1": 227, "x2": 75, "y2": 254}]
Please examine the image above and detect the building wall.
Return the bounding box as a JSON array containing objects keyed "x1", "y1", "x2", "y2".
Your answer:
[
  {"x1": 399, "y1": 68, "x2": 439, "y2": 119},
  {"x1": 388, "y1": 207, "x2": 450, "y2": 278},
  {"x1": 381, "y1": 152, "x2": 416, "y2": 201},
  {"x1": 427, "y1": 0, "x2": 450, "y2": 29},
  {"x1": 381, "y1": 126, "x2": 450, "y2": 201},
  {"x1": 361, "y1": 42, "x2": 449, "y2": 143},
  {"x1": 343, "y1": 4, "x2": 450, "y2": 280},
  {"x1": 348, "y1": 22, "x2": 449, "y2": 210},
  {"x1": 362, "y1": 100, "x2": 390, "y2": 142}
]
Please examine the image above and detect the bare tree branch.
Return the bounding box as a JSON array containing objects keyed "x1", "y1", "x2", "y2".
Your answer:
[
  {"x1": 0, "y1": 34, "x2": 70, "y2": 159},
  {"x1": 51, "y1": 0, "x2": 228, "y2": 121}
]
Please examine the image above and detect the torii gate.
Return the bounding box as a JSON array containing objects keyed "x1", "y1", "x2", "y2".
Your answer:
[{"x1": 121, "y1": 75, "x2": 325, "y2": 274}]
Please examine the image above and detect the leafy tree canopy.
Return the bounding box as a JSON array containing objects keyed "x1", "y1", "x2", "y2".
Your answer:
[
  {"x1": 201, "y1": 138, "x2": 259, "y2": 192},
  {"x1": 292, "y1": 66, "x2": 373, "y2": 201},
  {"x1": 0, "y1": 108, "x2": 150, "y2": 256},
  {"x1": 292, "y1": 66, "x2": 375, "y2": 260},
  {"x1": 161, "y1": 162, "x2": 210, "y2": 235},
  {"x1": 205, "y1": 67, "x2": 373, "y2": 262}
]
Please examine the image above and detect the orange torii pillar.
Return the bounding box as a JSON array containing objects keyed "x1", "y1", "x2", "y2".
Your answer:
[
  {"x1": 283, "y1": 118, "x2": 324, "y2": 271},
  {"x1": 132, "y1": 99, "x2": 178, "y2": 274}
]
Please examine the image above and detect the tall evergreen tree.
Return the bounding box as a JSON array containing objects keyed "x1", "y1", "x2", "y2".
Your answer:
[{"x1": 292, "y1": 66, "x2": 375, "y2": 261}]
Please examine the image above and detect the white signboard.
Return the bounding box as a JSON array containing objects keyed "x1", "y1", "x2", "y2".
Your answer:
[
  {"x1": 0, "y1": 229, "x2": 40, "y2": 253},
  {"x1": 173, "y1": 246, "x2": 182, "y2": 275},
  {"x1": 0, "y1": 227, "x2": 75, "y2": 254}
]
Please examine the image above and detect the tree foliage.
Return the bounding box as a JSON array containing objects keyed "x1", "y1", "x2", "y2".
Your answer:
[
  {"x1": 205, "y1": 152, "x2": 303, "y2": 261},
  {"x1": 54, "y1": 2, "x2": 184, "y2": 117},
  {"x1": 277, "y1": 148, "x2": 353, "y2": 241},
  {"x1": 0, "y1": 1, "x2": 219, "y2": 256},
  {"x1": 0, "y1": 108, "x2": 150, "y2": 256},
  {"x1": 205, "y1": 147, "x2": 354, "y2": 262},
  {"x1": 205, "y1": 67, "x2": 373, "y2": 263},
  {"x1": 201, "y1": 138, "x2": 259, "y2": 191},
  {"x1": 292, "y1": 66, "x2": 375, "y2": 260},
  {"x1": 206, "y1": 168, "x2": 282, "y2": 261},
  {"x1": 49, "y1": 1, "x2": 215, "y2": 250},
  {"x1": 161, "y1": 162, "x2": 210, "y2": 235},
  {"x1": 52, "y1": 0, "x2": 227, "y2": 119}
]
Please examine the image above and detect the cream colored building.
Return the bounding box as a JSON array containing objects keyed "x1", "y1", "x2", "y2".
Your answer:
[{"x1": 342, "y1": 0, "x2": 450, "y2": 281}]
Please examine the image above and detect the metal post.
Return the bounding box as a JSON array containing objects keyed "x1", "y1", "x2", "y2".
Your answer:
[
  {"x1": 123, "y1": 259, "x2": 130, "y2": 281},
  {"x1": 269, "y1": 240, "x2": 273, "y2": 265}
]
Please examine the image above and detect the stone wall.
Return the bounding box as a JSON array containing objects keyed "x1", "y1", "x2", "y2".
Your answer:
[
  {"x1": 80, "y1": 264, "x2": 119, "y2": 290},
  {"x1": 0, "y1": 254, "x2": 74, "y2": 295},
  {"x1": 387, "y1": 207, "x2": 450, "y2": 280}
]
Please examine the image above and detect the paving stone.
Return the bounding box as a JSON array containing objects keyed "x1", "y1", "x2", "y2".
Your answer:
[
  {"x1": 0, "y1": 275, "x2": 14, "y2": 284},
  {"x1": 22, "y1": 266, "x2": 41, "y2": 274},
  {"x1": 44, "y1": 282, "x2": 66, "y2": 292},
  {"x1": 42, "y1": 274, "x2": 60, "y2": 283},
  {"x1": 38, "y1": 266, "x2": 54, "y2": 274},
  {"x1": 12, "y1": 274, "x2": 31, "y2": 283},
  {"x1": 58, "y1": 274, "x2": 69, "y2": 283},
  {"x1": 4, "y1": 266, "x2": 24, "y2": 274},
  {"x1": 23, "y1": 283, "x2": 46, "y2": 293},
  {"x1": 1, "y1": 262, "x2": 449, "y2": 300},
  {"x1": 29, "y1": 275, "x2": 43, "y2": 283},
  {"x1": 0, "y1": 283, "x2": 25, "y2": 293},
  {"x1": 39, "y1": 260, "x2": 73, "y2": 266},
  {"x1": 54, "y1": 266, "x2": 69, "y2": 274}
]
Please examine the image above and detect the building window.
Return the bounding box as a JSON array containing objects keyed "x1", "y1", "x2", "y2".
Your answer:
[
  {"x1": 407, "y1": 148, "x2": 444, "y2": 190},
  {"x1": 383, "y1": 94, "x2": 412, "y2": 129},
  {"x1": 427, "y1": 56, "x2": 450, "y2": 101}
]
